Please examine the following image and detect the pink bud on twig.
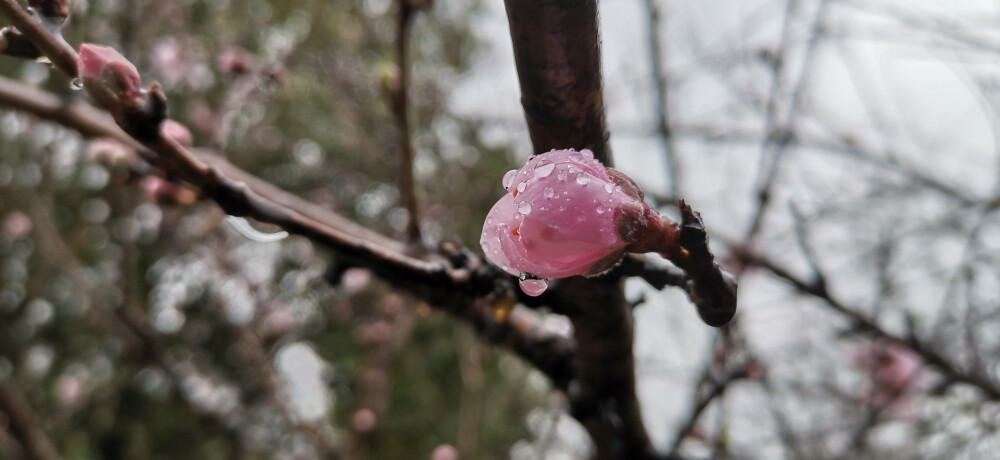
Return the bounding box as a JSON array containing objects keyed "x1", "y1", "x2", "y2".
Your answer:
[
  {"x1": 78, "y1": 44, "x2": 142, "y2": 108},
  {"x1": 480, "y1": 149, "x2": 668, "y2": 294}
]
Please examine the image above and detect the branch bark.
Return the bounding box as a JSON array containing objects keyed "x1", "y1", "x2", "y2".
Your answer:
[
  {"x1": 0, "y1": 0, "x2": 77, "y2": 78},
  {"x1": 503, "y1": 1, "x2": 656, "y2": 457},
  {"x1": 0, "y1": 378, "x2": 61, "y2": 460},
  {"x1": 503, "y1": 0, "x2": 611, "y2": 163}
]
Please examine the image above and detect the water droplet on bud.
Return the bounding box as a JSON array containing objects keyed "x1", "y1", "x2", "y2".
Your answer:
[
  {"x1": 544, "y1": 187, "x2": 554, "y2": 198},
  {"x1": 502, "y1": 170, "x2": 517, "y2": 189},
  {"x1": 70, "y1": 78, "x2": 83, "y2": 90},
  {"x1": 517, "y1": 182, "x2": 526, "y2": 193},
  {"x1": 517, "y1": 201, "x2": 532, "y2": 215},
  {"x1": 518, "y1": 273, "x2": 548, "y2": 297},
  {"x1": 534, "y1": 162, "x2": 555, "y2": 178},
  {"x1": 557, "y1": 169, "x2": 568, "y2": 181},
  {"x1": 576, "y1": 174, "x2": 590, "y2": 186},
  {"x1": 604, "y1": 183, "x2": 613, "y2": 193}
]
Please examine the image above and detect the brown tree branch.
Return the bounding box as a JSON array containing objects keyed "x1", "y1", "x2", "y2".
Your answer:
[
  {"x1": 503, "y1": 1, "x2": 658, "y2": 457},
  {"x1": 0, "y1": 378, "x2": 60, "y2": 460},
  {"x1": 0, "y1": 0, "x2": 77, "y2": 77},
  {"x1": 392, "y1": 0, "x2": 423, "y2": 246},
  {"x1": 503, "y1": 0, "x2": 612, "y2": 163}
]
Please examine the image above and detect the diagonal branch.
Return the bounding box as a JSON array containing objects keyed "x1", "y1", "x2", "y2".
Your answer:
[
  {"x1": 0, "y1": 0, "x2": 77, "y2": 77},
  {"x1": 0, "y1": 73, "x2": 576, "y2": 397},
  {"x1": 738, "y1": 250, "x2": 1000, "y2": 400},
  {"x1": 0, "y1": 378, "x2": 61, "y2": 460}
]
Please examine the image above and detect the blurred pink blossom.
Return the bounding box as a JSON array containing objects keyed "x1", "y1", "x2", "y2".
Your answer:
[
  {"x1": 431, "y1": 444, "x2": 458, "y2": 460},
  {"x1": 151, "y1": 38, "x2": 184, "y2": 87},
  {"x1": 217, "y1": 46, "x2": 254, "y2": 75},
  {"x1": 143, "y1": 176, "x2": 197, "y2": 205},
  {"x1": 2, "y1": 212, "x2": 32, "y2": 240},
  {"x1": 86, "y1": 138, "x2": 136, "y2": 165},
  {"x1": 57, "y1": 375, "x2": 86, "y2": 407},
  {"x1": 480, "y1": 149, "x2": 665, "y2": 283},
  {"x1": 352, "y1": 408, "x2": 377, "y2": 433},
  {"x1": 853, "y1": 341, "x2": 923, "y2": 416}
]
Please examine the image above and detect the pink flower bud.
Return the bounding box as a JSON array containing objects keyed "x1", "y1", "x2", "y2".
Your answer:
[
  {"x1": 480, "y1": 149, "x2": 663, "y2": 282},
  {"x1": 78, "y1": 44, "x2": 142, "y2": 108},
  {"x1": 160, "y1": 119, "x2": 193, "y2": 147}
]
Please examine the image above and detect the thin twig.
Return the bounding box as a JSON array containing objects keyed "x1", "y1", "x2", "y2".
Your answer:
[
  {"x1": 738, "y1": 249, "x2": 1000, "y2": 400},
  {"x1": 0, "y1": 378, "x2": 61, "y2": 460},
  {"x1": 642, "y1": 0, "x2": 681, "y2": 196},
  {"x1": 0, "y1": 0, "x2": 77, "y2": 77}
]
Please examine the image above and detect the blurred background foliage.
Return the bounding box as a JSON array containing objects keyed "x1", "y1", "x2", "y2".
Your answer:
[{"x1": 0, "y1": 0, "x2": 545, "y2": 458}]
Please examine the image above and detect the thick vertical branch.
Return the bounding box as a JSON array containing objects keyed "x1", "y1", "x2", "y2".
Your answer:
[
  {"x1": 503, "y1": 2, "x2": 655, "y2": 457},
  {"x1": 503, "y1": 0, "x2": 611, "y2": 163},
  {"x1": 393, "y1": 0, "x2": 423, "y2": 246}
]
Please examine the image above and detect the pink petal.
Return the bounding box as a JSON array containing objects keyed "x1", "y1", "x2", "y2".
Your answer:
[{"x1": 480, "y1": 194, "x2": 520, "y2": 275}]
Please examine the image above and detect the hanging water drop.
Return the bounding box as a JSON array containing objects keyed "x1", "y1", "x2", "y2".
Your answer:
[
  {"x1": 518, "y1": 273, "x2": 548, "y2": 297},
  {"x1": 502, "y1": 170, "x2": 517, "y2": 189}
]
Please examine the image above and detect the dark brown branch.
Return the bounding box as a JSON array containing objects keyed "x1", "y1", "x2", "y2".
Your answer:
[
  {"x1": 659, "y1": 202, "x2": 738, "y2": 327},
  {"x1": 0, "y1": 0, "x2": 77, "y2": 78},
  {"x1": 503, "y1": 0, "x2": 611, "y2": 163},
  {"x1": 0, "y1": 378, "x2": 61, "y2": 460},
  {"x1": 392, "y1": 0, "x2": 423, "y2": 246},
  {"x1": 503, "y1": 1, "x2": 658, "y2": 457}
]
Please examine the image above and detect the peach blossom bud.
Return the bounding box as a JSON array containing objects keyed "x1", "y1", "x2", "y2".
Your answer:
[
  {"x1": 78, "y1": 44, "x2": 142, "y2": 108},
  {"x1": 480, "y1": 149, "x2": 663, "y2": 292},
  {"x1": 160, "y1": 119, "x2": 193, "y2": 147}
]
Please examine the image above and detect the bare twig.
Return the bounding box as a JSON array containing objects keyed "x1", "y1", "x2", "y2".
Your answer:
[
  {"x1": 0, "y1": 378, "x2": 60, "y2": 460},
  {"x1": 0, "y1": 0, "x2": 77, "y2": 77},
  {"x1": 738, "y1": 249, "x2": 1000, "y2": 400},
  {"x1": 642, "y1": 0, "x2": 681, "y2": 196},
  {"x1": 0, "y1": 73, "x2": 578, "y2": 396}
]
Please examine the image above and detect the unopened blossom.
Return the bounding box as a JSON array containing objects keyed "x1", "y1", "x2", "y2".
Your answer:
[
  {"x1": 78, "y1": 44, "x2": 143, "y2": 109},
  {"x1": 480, "y1": 149, "x2": 667, "y2": 288},
  {"x1": 143, "y1": 176, "x2": 197, "y2": 205},
  {"x1": 161, "y1": 119, "x2": 193, "y2": 147}
]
